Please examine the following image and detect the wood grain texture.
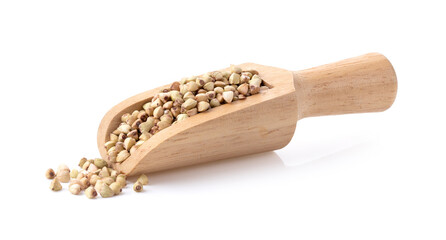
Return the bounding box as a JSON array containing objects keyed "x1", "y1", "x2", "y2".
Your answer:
[
  {"x1": 98, "y1": 64, "x2": 298, "y2": 175},
  {"x1": 293, "y1": 53, "x2": 397, "y2": 119},
  {"x1": 97, "y1": 53, "x2": 397, "y2": 176}
]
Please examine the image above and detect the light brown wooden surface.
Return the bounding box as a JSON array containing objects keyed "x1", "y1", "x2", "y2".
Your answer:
[
  {"x1": 293, "y1": 53, "x2": 397, "y2": 119},
  {"x1": 97, "y1": 53, "x2": 397, "y2": 176}
]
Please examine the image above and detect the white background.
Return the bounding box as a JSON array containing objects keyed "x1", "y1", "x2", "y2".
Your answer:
[{"x1": 0, "y1": 1, "x2": 445, "y2": 239}]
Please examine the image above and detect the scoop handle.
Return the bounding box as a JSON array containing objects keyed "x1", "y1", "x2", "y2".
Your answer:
[{"x1": 293, "y1": 53, "x2": 397, "y2": 119}]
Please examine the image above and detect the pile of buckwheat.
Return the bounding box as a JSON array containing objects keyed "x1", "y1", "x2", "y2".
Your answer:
[
  {"x1": 105, "y1": 65, "x2": 267, "y2": 164},
  {"x1": 46, "y1": 65, "x2": 267, "y2": 198},
  {"x1": 46, "y1": 159, "x2": 148, "y2": 198}
]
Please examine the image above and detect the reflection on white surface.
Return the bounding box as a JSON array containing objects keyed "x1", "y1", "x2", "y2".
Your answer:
[
  {"x1": 146, "y1": 126, "x2": 378, "y2": 186},
  {"x1": 280, "y1": 135, "x2": 375, "y2": 167},
  {"x1": 148, "y1": 152, "x2": 285, "y2": 186}
]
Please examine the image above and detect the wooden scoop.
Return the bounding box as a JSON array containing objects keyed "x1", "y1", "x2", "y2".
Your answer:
[{"x1": 98, "y1": 53, "x2": 397, "y2": 176}]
